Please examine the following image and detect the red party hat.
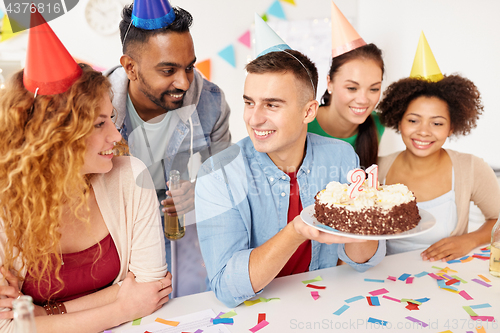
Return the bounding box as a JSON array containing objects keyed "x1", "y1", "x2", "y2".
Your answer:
[{"x1": 23, "y1": 10, "x2": 82, "y2": 95}]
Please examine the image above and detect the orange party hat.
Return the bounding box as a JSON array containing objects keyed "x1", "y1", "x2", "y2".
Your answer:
[
  {"x1": 331, "y1": 1, "x2": 366, "y2": 58},
  {"x1": 409, "y1": 31, "x2": 443, "y2": 82},
  {"x1": 23, "y1": 10, "x2": 82, "y2": 95}
]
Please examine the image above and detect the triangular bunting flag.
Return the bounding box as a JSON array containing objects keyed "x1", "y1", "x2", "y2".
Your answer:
[
  {"x1": 1, "y1": 15, "x2": 23, "y2": 42},
  {"x1": 196, "y1": 59, "x2": 211, "y2": 81},
  {"x1": 267, "y1": 0, "x2": 286, "y2": 19},
  {"x1": 0, "y1": 8, "x2": 4, "y2": 19},
  {"x1": 238, "y1": 30, "x2": 251, "y2": 48},
  {"x1": 218, "y1": 45, "x2": 236, "y2": 68},
  {"x1": 280, "y1": 0, "x2": 296, "y2": 5}
]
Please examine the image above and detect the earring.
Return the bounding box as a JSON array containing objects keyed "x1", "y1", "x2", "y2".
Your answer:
[{"x1": 328, "y1": 90, "x2": 331, "y2": 94}]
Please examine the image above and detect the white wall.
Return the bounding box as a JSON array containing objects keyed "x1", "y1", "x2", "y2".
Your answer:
[{"x1": 1, "y1": 0, "x2": 498, "y2": 168}]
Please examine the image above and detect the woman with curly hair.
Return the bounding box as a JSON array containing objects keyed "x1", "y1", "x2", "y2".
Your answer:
[
  {"x1": 378, "y1": 75, "x2": 500, "y2": 261},
  {"x1": 0, "y1": 22, "x2": 171, "y2": 330}
]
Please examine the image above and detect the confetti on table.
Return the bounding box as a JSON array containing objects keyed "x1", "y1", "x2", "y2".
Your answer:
[
  {"x1": 103, "y1": 331, "x2": 112, "y2": 333},
  {"x1": 451, "y1": 275, "x2": 467, "y2": 283},
  {"x1": 401, "y1": 299, "x2": 422, "y2": 305},
  {"x1": 220, "y1": 310, "x2": 237, "y2": 318},
  {"x1": 333, "y1": 304, "x2": 350, "y2": 316},
  {"x1": 462, "y1": 306, "x2": 478, "y2": 317},
  {"x1": 478, "y1": 274, "x2": 491, "y2": 283},
  {"x1": 459, "y1": 255, "x2": 470, "y2": 260},
  {"x1": 414, "y1": 271, "x2": 428, "y2": 278},
  {"x1": 259, "y1": 297, "x2": 279, "y2": 303},
  {"x1": 406, "y1": 277, "x2": 414, "y2": 284},
  {"x1": 364, "y1": 278, "x2": 385, "y2": 283},
  {"x1": 132, "y1": 318, "x2": 142, "y2": 325},
  {"x1": 213, "y1": 318, "x2": 234, "y2": 325},
  {"x1": 415, "y1": 297, "x2": 430, "y2": 303},
  {"x1": 305, "y1": 284, "x2": 326, "y2": 289},
  {"x1": 432, "y1": 266, "x2": 444, "y2": 270},
  {"x1": 439, "y1": 331, "x2": 453, "y2": 333},
  {"x1": 442, "y1": 274, "x2": 454, "y2": 280},
  {"x1": 405, "y1": 316, "x2": 428, "y2": 327},
  {"x1": 472, "y1": 255, "x2": 489, "y2": 260},
  {"x1": 367, "y1": 296, "x2": 380, "y2": 306},
  {"x1": 345, "y1": 295, "x2": 364, "y2": 303},
  {"x1": 257, "y1": 313, "x2": 266, "y2": 324},
  {"x1": 461, "y1": 257, "x2": 474, "y2": 263},
  {"x1": 249, "y1": 320, "x2": 269, "y2": 332},
  {"x1": 428, "y1": 273, "x2": 444, "y2": 280},
  {"x1": 476, "y1": 327, "x2": 487, "y2": 333},
  {"x1": 367, "y1": 317, "x2": 388, "y2": 326},
  {"x1": 445, "y1": 278, "x2": 460, "y2": 286},
  {"x1": 194, "y1": 330, "x2": 203, "y2": 333},
  {"x1": 470, "y1": 316, "x2": 495, "y2": 322},
  {"x1": 244, "y1": 299, "x2": 261, "y2": 306},
  {"x1": 301, "y1": 276, "x2": 322, "y2": 284},
  {"x1": 459, "y1": 290, "x2": 473, "y2": 300},
  {"x1": 446, "y1": 259, "x2": 461, "y2": 264},
  {"x1": 387, "y1": 276, "x2": 397, "y2": 281},
  {"x1": 470, "y1": 303, "x2": 491, "y2": 309},
  {"x1": 155, "y1": 318, "x2": 180, "y2": 326},
  {"x1": 405, "y1": 302, "x2": 419, "y2": 311},
  {"x1": 472, "y1": 279, "x2": 492, "y2": 287},
  {"x1": 382, "y1": 295, "x2": 400, "y2": 302},
  {"x1": 480, "y1": 246, "x2": 490, "y2": 251},
  {"x1": 398, "y1": 273, "x2": 411, "y2": 281},
  {"x1": 369, "y1": 288, "x2": 389, "y2": 296},
  {"x1": 311, "y1": 291, "x2": 320, "y2": 300}
]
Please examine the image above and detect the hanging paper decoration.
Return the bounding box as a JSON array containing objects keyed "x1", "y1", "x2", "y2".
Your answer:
[
  {"x1": 218, "y1": 44, "x2": 236, "y2": 68},
  {"x1": 267, "y1": 0, "x2": 286, "y2": 20},
  {"x1": 0, "y1": 15, "x2": 23, "y2": 42},
  {"x1": 238, "y1": 30, "x2": 251, "y2": 48},
  {"x1": 0, "y1": 8, "x2": 4, "y2": 20},
  {"x1": 280, "y1": 0, "x2": 296, "y2": 5},
  {"x1": 196, "y1": 59, "x2": 211, "y2": 81}
]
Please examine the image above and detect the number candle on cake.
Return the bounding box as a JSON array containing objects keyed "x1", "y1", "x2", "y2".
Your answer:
[
  {"x1": 347, "y1": 168, "x2": 366, "y2": 199},
  {"x1": 366, "y1": 164, "x2": 379, "y2": 189}
]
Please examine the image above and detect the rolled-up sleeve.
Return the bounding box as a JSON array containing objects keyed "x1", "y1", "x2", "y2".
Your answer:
[{"x1": 337, "y1": 240, "x2": 386, "y2": 272}]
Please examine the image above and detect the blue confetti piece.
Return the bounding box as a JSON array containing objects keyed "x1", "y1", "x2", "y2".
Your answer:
[
  {"x1": 333, "y1": 304, "x2": 350, "y2": 316},
  {"x1": 213, "y1": 318, "x2": 234, "y2": 324},
  {"x1": 364, "y1": 278, "x2": 385, "y2": 283},
  {"x1": 459, "y1": 256, "x2": 470, "y2": 260},
  {"x1": 414, "y1": 297, "x2": 430, "y2": 303},
  {"x1": 470, "y1": 303, "x2": 492, "y2": 309},
  {"x1": 398, "y1": 273, "x2": 411, "y2": 281},
  {"x1": 474, "y1": 253, "x2": 490, "y2": 257},
  {"x1": 414, "y1": 271, "x2": 428, "y2": 278},
  {"x1": 368, "y1": 317, "x2": 388, "y2": 326},
  {"x1": 370, "y1": 297, "x2": 380, "y2": 306},
  {"x1": 481, "y1": 249, "x2": 491, "y2": 253},
  {"x1": 345, "y1": 295, "x2": 364, "y2": 303},
  {"x1": 446, "y1": 259, "x2": 461, "y2": 264}
]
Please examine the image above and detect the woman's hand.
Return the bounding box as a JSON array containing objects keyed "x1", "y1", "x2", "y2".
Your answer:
[
  {"x1": 0, "y1": 266, "x2": 22, "y2": 319},
  {"x1": 421, "y1": 235, "x2": 477, "y2": 262},
  {"x1": 114, "y1": 271, "x2": 172, "y2": 322}
]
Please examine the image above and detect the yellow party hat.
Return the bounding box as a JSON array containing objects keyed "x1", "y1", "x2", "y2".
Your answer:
[
  {"x1": 0, "y1": 15, "x2": 23, "y2": 42},
  {"x1": 410, "y1": 32, "x2": 443, "y2": 82},
  {"x1": 331, "y1": 1, "x2": 366, "y2": 58}
]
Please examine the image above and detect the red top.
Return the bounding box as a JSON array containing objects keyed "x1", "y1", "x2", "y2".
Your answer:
[
  {"x1": 22, "y1": 233, "x2": 120, "y2": 304},
  {"x1": 277, "y1": 171, "x2": 311, "y2": 277}
]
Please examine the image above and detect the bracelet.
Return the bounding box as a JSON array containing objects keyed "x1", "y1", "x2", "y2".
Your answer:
[{"x1": 43, "y1": 301, "x2": 66, "y2": 315}]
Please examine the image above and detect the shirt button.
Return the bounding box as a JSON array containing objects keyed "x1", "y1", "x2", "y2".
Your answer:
[
  {"x1": 281, "y1": 192, "x2": 286, "y2": 197},
  {"x1": 281, "y1": 176, "x2": 286, "y2": 180},
  {"x1": 269, "y1": 177, "x2": 274, "y2": 182}
]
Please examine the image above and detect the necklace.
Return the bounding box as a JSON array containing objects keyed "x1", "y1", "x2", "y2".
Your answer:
[{"x1": 59, "y1": 243, "x2": 64, "y2": 265}]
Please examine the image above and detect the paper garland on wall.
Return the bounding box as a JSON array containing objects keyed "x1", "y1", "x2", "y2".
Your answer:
[{"x1": 196, "y1": 59, "x2": 211, "y2": 81}]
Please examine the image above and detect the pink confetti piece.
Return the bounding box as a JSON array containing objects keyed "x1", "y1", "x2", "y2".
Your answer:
[
  {"x1": 387, "y1": 276, "x2": 396, "y2": 281},
  {"x1": 428, "y1": 273, "x2": 444, "y2": 280},
  {"x1": 194, "y1": 330, "x2": 203, "y2": 333},
  {"x1": 369, "y1": 288, "x2": 389, "y2": 296},
  {"x1": 472, "y1": 279, "x2": 492, "y2": 287},
  {"x1": 383, "y1": 295, "x2": 400, "y2": 302},
  {"x1": 459, "y1": 290, "x2": 473, "y2": 300},
  {"x1": 406, "y1": 277, "x2": 414, "y2": 284},
  {"x1": 470, "y1": 316, "x2": 495, "y2": 322},
  {"x1": 249, "y1": 320, "x2": 269, "y2": 332},
  {"x1": 311, "y1": 291, "x2": 320, "y2": 300}
]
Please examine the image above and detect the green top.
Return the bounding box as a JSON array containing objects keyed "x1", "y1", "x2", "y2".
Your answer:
[{"x1": 307, "y1": 111, "x2": 385, "y2": 148}]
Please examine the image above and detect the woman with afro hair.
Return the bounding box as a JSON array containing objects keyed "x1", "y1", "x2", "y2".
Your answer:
[{"x1": 377, "y1": 74, "x2": 500, "y2": 261}]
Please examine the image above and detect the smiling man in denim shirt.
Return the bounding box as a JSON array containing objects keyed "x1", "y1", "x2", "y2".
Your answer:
[{"x1": 195, "y1": 49, "x2": 385, "y2": 308}]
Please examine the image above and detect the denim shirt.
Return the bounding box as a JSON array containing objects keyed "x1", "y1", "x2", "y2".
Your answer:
[
  {"x1": 104, "y1": 66, "x2": 232, "y2": 197},
  {"x1": 195, "y1": 134, "x2": 386, "y2": 307}
]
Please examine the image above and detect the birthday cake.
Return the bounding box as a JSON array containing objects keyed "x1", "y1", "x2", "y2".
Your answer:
[{"x1": 314, "y1": 167, "x2": 421, "y2": 235}]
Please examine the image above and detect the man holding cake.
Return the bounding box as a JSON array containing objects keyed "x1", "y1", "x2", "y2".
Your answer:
[{"x1": 195, "y1": 15, "x2": 385, "y2": 308}]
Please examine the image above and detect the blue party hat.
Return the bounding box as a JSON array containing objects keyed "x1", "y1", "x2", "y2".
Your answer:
[
  {"x1": 254, "y1": 13, "x2": 290, "y2": 58},
  {"x1": 131, "y1": 0, "x2": 176, "y2": 30}
]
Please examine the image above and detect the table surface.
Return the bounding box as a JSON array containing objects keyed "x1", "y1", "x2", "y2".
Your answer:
[{"x1": 112, "y1": 248, "x2": 499, "y2": 333}]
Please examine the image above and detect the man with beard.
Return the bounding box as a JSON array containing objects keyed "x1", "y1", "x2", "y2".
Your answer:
[{"x1": 105, "y1": 1, "x2": 231, "y2": 296}]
